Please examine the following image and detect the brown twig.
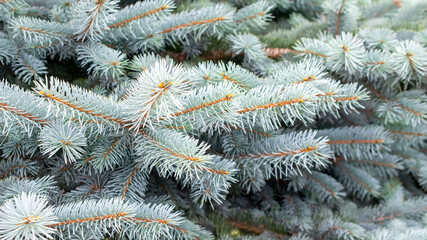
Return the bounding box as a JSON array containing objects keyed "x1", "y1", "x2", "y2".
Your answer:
[{"x1": 336, "y1": 0, "x2": 346, "y2": 35}]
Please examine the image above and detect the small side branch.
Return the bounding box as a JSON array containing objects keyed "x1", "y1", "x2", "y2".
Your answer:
[{"x1": 336, "y1": 0, "x2": 346, "y2": 35}]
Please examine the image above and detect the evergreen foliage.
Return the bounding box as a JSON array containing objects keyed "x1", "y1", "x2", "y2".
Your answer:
[{"x1": 0, "y1": 0, "x2": 426, "y2": 239}]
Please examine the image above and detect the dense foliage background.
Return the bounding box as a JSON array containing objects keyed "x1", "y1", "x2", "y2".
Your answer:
[{"x1": 0, "y1": 0, "x2": 427, "y2": 239}]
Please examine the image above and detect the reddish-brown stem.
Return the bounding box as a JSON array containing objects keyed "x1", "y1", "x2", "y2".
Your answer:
[
  {"x1": 327, "y1": 139, "x2": 384, "y2": 144},
  {"x1": 236, "y1": 98, "x2": 305, "y2": 114},
  {"x1": 108, "y1": 5, "x2": 170, "y2": 29}
]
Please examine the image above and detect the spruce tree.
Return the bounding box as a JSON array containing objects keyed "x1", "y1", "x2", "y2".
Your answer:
[{"x1": 0, "y1": 0, "x2": 426, "y2": 239}]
